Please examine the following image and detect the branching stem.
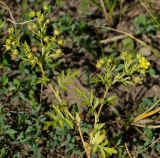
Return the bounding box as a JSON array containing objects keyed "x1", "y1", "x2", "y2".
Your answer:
[
  {"x1": 97, "y1": 86, "x2": 109, "y2": 118},
  {"x1": 38, "y1": 62, "x2": 62, "y2": 103},
  {"x1": 77, "y1": 121, "x2": 90, "y2": 158}
]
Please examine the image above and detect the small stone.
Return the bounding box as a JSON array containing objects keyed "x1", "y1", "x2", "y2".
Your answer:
[{"x1": 139, "y1": 47, "x2": 151, "y2": 56}]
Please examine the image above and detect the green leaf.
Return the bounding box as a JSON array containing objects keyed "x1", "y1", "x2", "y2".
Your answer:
[
  {"x1": 101, "y1": 140, "x2": 109, "y2": 147},
  {"x1": 134, "y1": 15, "x2": 147, "y2": 26},
  {"x1": 58, "y1": 119, "x2": 64, "y2": 128},
  {"x1": 57, "y1": 69, "x2": 79, "y2": 91},
  {"x1": 149, "y1": 68, "x2": 156, "y2": 76},
  {"x1": 96, "y1": 132, "x2": 105, "y2": 145},
  {"x1": 95, "y1": 123, "x2": 105, "y2": 131},
  {"x1": 43, "y1": 121, "x2": 53, "y2": 130},
  {"x1": 93, "y1": 144, "x2": 98, "y2": 153},
  {"x1": 0, "y1": 19, "x2": 5, "y2": 29},
  {"x1": 64, "y1": 118, "x2": 73, "y2": 129},
  {"x1": 80, "y1": 0, "x2": 90, "y2": 13},
  {"x1": 93, "y1": 98, "x2": 100, "y2": 110},
  {"x1": 1, "y1": 75, "x2": 9, "y2": 86},
  {"x1": 46, "y1": 111, "x2": 57, "y2": 120},
  {"x1": 107, "y1": 95, "x2": 117, "y2": 105},
  {"x1": 122, "y1": 38, "x2": 134, "y2": 51},
  {"x1": 13, "y1": 79, "x2": 20, "y2": 88},
  {"x1": 5, "y1": 129, "x2": 17, "y2": 139},
  {"x1": 103, "y1": 147, "x2": 117, "y2": 155},
  {"x1": 99, "y1": 146, "x2": 106, "y2": 158},
  {"x1": 18, "y1": 91, "x2": 26, "y2": 100}
]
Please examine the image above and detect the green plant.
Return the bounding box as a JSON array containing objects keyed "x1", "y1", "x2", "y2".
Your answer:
[
  {"x1": 134, "y1": 15, "x2": 156, "y2": 34},
  {"x1": 45, "y1": 52, "x2": 150, "y2": 157},
  {"x1": 90, "y1": 0, "x2": 117, "y2": 25},
  {"x1": 4, "y1": 5, "x2": 151, "y2": 158}
]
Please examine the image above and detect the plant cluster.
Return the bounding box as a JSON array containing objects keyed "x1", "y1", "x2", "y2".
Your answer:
[{"x1": 1, "y1": 2, "x2": 154, "y2": 158}]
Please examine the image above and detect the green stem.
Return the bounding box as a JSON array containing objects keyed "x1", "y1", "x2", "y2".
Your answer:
[
  {"x1": 38, "y1": 62, "x2": 62, "y2": 103},
  {"x1": 97, "y1": 86, "x2": 109, "y2": 118},
  {"x1": 77, "y1": 121, "x2": 90, "y2": 158}
]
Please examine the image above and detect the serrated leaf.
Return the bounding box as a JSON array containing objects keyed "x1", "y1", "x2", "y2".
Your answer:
[
  {"x1": 93, "y1": 144, "x2": 98, "y2": 153},
  {"x1": 93, "y1": 98, "x2": 100, "y2": 110},
  {"x1": 57, "y1": 69, "x2": 79, "y2": 91},
  {"x1": 58, "y1": 119, "x2": 64, "y2": 128},
  {"x1": 107, "y1": 95, "x2": 117, "y2": 105},
  {"x1": 64, "y1": 118, "x2": 73, "y2": 129},
  {"x1": 43, "y1": 121, "x2": 53, "y2": 130},
  {"x1": 96, "y1": 132, "x2": 105, "y2": 145},
  {"x1": 95, "y1": 123, "x2": 105, "y2": 130},
  {"x1": 101, "y1": 140, "x2": 109, "y2": 147},
  {"x1": 103, "y1": 147, "x2": 117, "y2": 155},
  {"x1": 46, "y1": 111, "x2": 57, "y2": 120},
  {"x1": 99, "y1": 146, "x2": 106, "y2": 158}
]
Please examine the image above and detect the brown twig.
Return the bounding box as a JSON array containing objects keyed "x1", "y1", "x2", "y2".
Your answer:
[
  {"x1": 7, "y1": 18, "x2": 37, "y2": 25},
  {"x1": 100, "y1": 34, "x2": 127, "y2": 44},
  {"x1": 132, "y1": 124, "x2": 160, "y2": 129},
  {"x1": 125, "y1": 143, "x2": 133, "y2": 158},
  {"x1": 133, "y1": 99, "x2": 160, "y2": 123},
  {"x1": 93, "y1": 24, "x2": 160, "y2": 58},
  {"x1": 133, "y1": 107, "x2": 160, "y2": 123},
  {"x1": 0, "y1": 1, "x2": 16, "y2": 27}
]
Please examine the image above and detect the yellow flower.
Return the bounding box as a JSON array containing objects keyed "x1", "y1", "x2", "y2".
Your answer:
[
  {"x1": 96, "y1": 58, "x2": 105, "y2": 69},
  {"x1": 57, "y1": 39, "x2": 64, "y2": 45},
  {"x1": 133, "y1": 76, "x2": 143, "y2": 84},
  {"x1": 139, "y1": 56, "x2": 150, "y2": 69},
  {"x1": 55, "y1": 49, "x2": 62, "y2": 55},
  {"x1": 54, "y1": 29, "x2": 60, "y2": 36}
]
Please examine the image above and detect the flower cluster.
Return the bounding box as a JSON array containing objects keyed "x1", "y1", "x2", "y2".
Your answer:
[
  {"x1": 95, "y1": 51, "x2": 150, "y2": 86},
  {"x1": 4, "y1": 5, "x2": 64, "y2": 68}
]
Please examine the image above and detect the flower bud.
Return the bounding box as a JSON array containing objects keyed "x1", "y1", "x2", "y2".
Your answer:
[
  {"x1": 29, "y1": 11, "x2": 36, "y2": 18},
  {"x1": 58, "y1": 39, "x2": 64, "y2": 46},
  {"x1": 8, "y1": 27, "x2": 14, "y2": 34},
  {"x1": 54, "y1": 29, "x2": 60, "y2": 36},
  {"x1": 51, "y1": 36, "x2": 56, "y2": 42},
  {"x1": 11, "y1": 50, "x2": 18, "y2": 60},
  {"x1": 36, "y1": 11, "x2": 41, "y2": 17},
  {"x1": 43, "y1": 5, "x2": 49, "y2": 11},
  {"x1": 43, "y1": 36, "x2": 49, "y2": 43},
  {"x1": 6, "y1": 39, "x2": 12, "y2": 45}
]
